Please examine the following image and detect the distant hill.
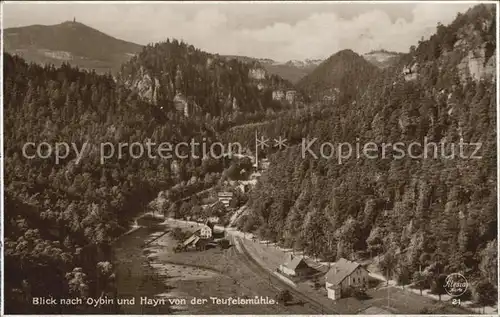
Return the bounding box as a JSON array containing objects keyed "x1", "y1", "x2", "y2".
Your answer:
[
  {"x1": 223, "y1": 55, "x2": 322, "y2": 83},
  {"x1": 4, "y1": 21, "x2": 143, "y2": 73},
  {"x1": 297, "y1": 49, "x2": 380, "y2": 103},
  {"x1": 239, "y1": 4, "x2": 497, "y2": 298},
  {"x1": 119, "y1": 40, "x2": 298, "y2": 117},
  {"x1": 223, "y1": 55, "x2": 276, "y2": 65},
  {"x1": 263, "y1": 59, "x2": 323, "y2": 84},
  {"x1": 363, "y1": 49, "x2": 403, "y2": 68}
]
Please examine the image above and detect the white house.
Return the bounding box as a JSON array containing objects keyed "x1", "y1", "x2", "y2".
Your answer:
[
  {"x1": 285, "y1": 90, "x2": 297, "y2": 103},
  {"x1": 249, "y1": 68, "x2": 266, "y2": 80},
  {"x1": 272, "y1": 90, "x2": 285, "y2": 101},
  {"x1": 217, "y1": 191, "x2": 233, "y2": 208},
  {"x1": 207, "y1": 216, "x2": 220, "y2": 224},
  {"x1": 325, "y1": 258, "x2": 369, "y2": 300}
]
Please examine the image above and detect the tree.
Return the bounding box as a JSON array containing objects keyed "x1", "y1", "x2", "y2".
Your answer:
[
  {"x1": 96, "y1": 261, "x2": 114, "y2": 294},
  {"x1": 276, "y1": 289, "x2": 292, "y2": 305},
  {"x1": 396, "y1": 265, "x2": 411, "y2": 288},
  {"x1": 65, "y1": 267, "x2": 89, "y2": 298},
  {"x1": 179, "y1": 201, "x2": 193, "y2": 218},
  {"x1": 366, "y1": 226, "x2": 384, "y2": 257},
  {"x1": 431, "y1": 274, "x2": 447, "y2": 301},
  {"x1": 473, "y1": 279, "x2": 497, "y2": 312},
  {"x1": 412, "y1": 271, "x2": 428, "y2": 296},
  {"x1": 419, "y1": 253, "x2": 431, "y2": 268},
  {"x1": 479, "y1": 240, "x2": 497, "y2": 284},
  {"x1": 258, "y1": 223, "x2": 274, "y2": 243},
  {"x1": 379, "y1": 252, "x2": 397, "y2": 285}
]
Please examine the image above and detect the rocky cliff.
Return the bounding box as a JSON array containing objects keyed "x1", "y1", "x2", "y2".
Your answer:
[
  {"x1": 119, "y1": 40, "x2": 297, "y2": 117},
  {"x1": 240, "y1": 5, "x2": 497, "y2": 293}
]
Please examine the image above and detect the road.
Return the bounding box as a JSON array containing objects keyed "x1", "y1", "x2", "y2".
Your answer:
[
  {"x1": 228, "y1": 205, "x2": 247, "y2": 226},
  {"x1": 173, "y1": 185, "x2": 215, "y2": 204},
  {"x1": 161, "y1": 218, "x2": 334, "y2": 313},
  {"x1": 230, "y1": 235, "x2": 338, "y2": 314}
]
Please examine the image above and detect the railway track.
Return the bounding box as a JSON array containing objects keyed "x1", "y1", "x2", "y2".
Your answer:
[{"x1": 233, "y1": 236, "x2": 339, "y2": 314}]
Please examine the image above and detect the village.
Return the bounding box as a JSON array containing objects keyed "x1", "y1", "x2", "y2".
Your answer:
[
  {"x1": 4, "y1": 2, "x2": 498, "y2": 315},
  {"x1": 124, "y1": 152, "x2": 475, "y2": 315}
]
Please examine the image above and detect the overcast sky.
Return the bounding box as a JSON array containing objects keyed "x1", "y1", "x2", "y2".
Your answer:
[{"x1": 3, "y1": 1, "x2": 475, "y2": 62}]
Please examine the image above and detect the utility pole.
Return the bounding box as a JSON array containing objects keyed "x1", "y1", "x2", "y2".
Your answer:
[
  {"x1": 254, "y1": 130, "x2": 259, "y2": 170},
  {"x1": 386, "y1": 266, "x2": 389, "y2": 286},
  {"x1": 387, "y1": 267, "x2": 391, "y2": 308}
]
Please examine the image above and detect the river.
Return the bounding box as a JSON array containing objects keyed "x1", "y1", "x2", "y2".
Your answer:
[{"x1": 113, "y1": 224, "x2": 173, "y2": 314}]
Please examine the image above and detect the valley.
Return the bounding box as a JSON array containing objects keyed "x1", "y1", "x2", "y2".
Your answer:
[{"x1": 2, "y1": 2, "x2": 498, "y2": 316}]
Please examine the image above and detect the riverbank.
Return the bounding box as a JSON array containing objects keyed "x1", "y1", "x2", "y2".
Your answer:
[
  {"x1": 113, "y1": 225, "x2": 175, "y2": 314},
  {"x1": 142, "y1": 222, "x2": 298, "y2": 314},
  {"x1": 113, "y1": 220, "x2": 296, "y2": 314}
]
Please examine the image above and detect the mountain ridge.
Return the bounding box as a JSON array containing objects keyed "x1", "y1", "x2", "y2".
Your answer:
[
  {"x1": 118, "y1": 40, "x2": 301, "y2": 118},
  {"x1": 5, "y1": 20, "x2": 400, "y2": 83},
  {"x1": 237, "y1": 4, "x2": 497, "y2": 301},
  {"x1": 223, "y1": 55, "x2": 323, "y2": 83}
]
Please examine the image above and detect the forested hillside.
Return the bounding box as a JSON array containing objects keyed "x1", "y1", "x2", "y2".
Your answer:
[
  {"x1": 239, "y1": 3, "x2": 497, "y2": 299},
  {"x1": 118, "y1": 39, "x2": 296, "y2": 117},
  {"x1": 2, "y1": 3, "x2": 497, "y2": 313},
  {"x1": 2, "y1": 32, "x2": 308, "y2": 312},
  {"x1": 297, "y1": 49, "x2": 380, "y2": 103},
  {"x1": 2, "y1": 52, "x2": 239, "y2": 313},
  {"x1": 4, "y1": 21, "x2": 143, "y2": 74}
]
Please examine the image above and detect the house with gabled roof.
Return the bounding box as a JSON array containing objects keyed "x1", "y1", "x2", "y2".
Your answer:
[
  {"x1": 217, "y1": 191, "x2": 233, "y2": 208},
  {"x1": 198, "y1": 220, "x2": 213, "y2": 239},
  {"x1": 180, "y1": 224, "x2": 213, "y2": 250},
  {"x1": 279, "y1": 254, "x2": 311, "y2": 277},
  {"x1": 325, "y1": 258, "x2": 369, "y2": 300}
]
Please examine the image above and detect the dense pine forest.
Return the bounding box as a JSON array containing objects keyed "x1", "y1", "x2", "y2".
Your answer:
[
  {"x1": 3, "y1": 55, "x2": 186, "y2": 313},
  {"x1": 2, "y1": 3, "x2": 498, "y2": 314},
  {"x1": 297, "y1": 49, "x2": 380, "y2": 103},
  {"x1": 118, "y1": 39, "x2": 297, "y2": 117},
  {"x1": 235, "y1": 4, "x2": 497, "y2": 303},
  {"x1": 2, "y1": 40, "x2": 294, "y2": 313}
]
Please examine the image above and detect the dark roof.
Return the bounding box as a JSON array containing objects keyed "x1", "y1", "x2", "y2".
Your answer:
[
  {"x1": 203, "y1": 219, "x2": 214, "y2": 229},
  {"x1": 182, "y1": 234, "x2": 200, "y2": 247},
  {"x1": 325, "y1": 258, "x2": 367, "y2": 286},
  {"x1": 282, "y1": 255, "x2": 308, "y2": 271}
]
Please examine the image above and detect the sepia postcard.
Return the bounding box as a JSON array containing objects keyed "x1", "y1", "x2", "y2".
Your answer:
[{"x1": 1, "y1": 1, "x2": 499, "y2": 315}]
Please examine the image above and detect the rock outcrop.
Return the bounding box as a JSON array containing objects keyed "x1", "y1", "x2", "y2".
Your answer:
[{"x1": 457, "y1": 44, "x2": 496, "y2": 82}]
